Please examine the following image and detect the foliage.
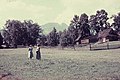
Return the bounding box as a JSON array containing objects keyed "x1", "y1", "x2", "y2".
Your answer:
[
  {"x1": 23, "y1": 20, "x2": 42, "y2": 46},
  {"x1": 111, "y1": 13, "x2": 120, "y2": 32},
  {"x1": 2, "y1": 20, "x2": 42, "y2": 48},
  {"x1": 89, "y1": 9, "x2": 109, "y2": 35},
  {"x1": 36, "y1": 34, "x2": 47, "y2": 46},
  {"x1": 68, "y1": 13, "x2": 90, "y2": 43},
  {"x1": 59, "y1": 29, "x2": 69, "y2": 47},
  {"x1": 0, "y1": 32, "x2": 3, "y2": 48},
  {"x1": 47, "y1": 27, "x2": 59, "y2": 46},
  {"x1": 1, "y1": 9, "x2": 120, "y2": 48}
]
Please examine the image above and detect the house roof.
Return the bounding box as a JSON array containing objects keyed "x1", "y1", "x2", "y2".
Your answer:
[
  {"x1": 98, "y1": 28, "x2": 112, "y2": 38},
  {"x1": 75, "y1": 28, "x2": 116, "y2": 42},
  {"x1": 75, "y1": 34, "x2": 98, "y2": 42}
]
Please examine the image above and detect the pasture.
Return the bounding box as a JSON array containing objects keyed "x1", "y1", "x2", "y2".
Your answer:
[{"x1": 0, "y1": 46, "x2": 120, "y2": 80}]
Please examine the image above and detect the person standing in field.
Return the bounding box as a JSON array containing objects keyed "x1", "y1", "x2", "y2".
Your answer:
[
  {"x1": 36, "y1": 44, "x2": 41, "y2": 60},
  {"x1": 28, "y1": 45, "x2": 33, "y2": 59}
]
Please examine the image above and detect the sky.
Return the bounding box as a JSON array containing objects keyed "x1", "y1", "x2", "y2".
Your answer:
[{"x1": 0, "y1": 0, "x2": 120, "y2": 29}]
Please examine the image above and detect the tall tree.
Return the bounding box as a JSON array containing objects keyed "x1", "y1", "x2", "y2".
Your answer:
[
  {"x1": 59, "y1": 29, "x2": 69, "y2": 48},
  {"x1": 24, "y1": 20, "x2": 42, "y2": 46},
  {"x1": 111, "y1": 13, "x2": 120, "y2": 32},
  {"x1": 47, "y1": 27, "x2": 59, "y2": 46},
  {"x1": 69, "y1": 15, "x2": 79, "y2": 40},
  {"x1": 69, "y1": 13, "x2": 90, "y2": 44},
  {"x1": 78, "y1": 13, "x2": 90, "y2": 39},
  {"x1": 3, "y1": 20, "x2": 23, "y2": 48},
  {"x1": 89, "y1": 9, "x2": 109, "y2": 35},
  {"x1": 2, "y1": 20, "x2": 42, "y2": 48},
  {"x1": 0, "y1": 32, "x2": 3, "y2": 48}
]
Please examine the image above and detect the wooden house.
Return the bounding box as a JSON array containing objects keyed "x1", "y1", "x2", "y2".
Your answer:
[
  {"x1": 75, "y1": 34, "x2": 98, "y2": 44},
  {"x1": 98, "y1": 28, "x2": 118, "y2": 43}
]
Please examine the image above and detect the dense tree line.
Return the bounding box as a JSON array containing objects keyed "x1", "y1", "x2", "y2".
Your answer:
[
  {"x1": 47, "y1": 27, "x2": 59, "y2": 46},
  {"x1": 59, "y1": 9, "x2": 120, "y2": 48},
  {"x1": 2, "y1": 20, "x2": 42, "y2": 48},
  {"x1": 60, "y1": 10, "x2": 108, "y2": 48},
  {"x1": 0, "y1": 9, "x2": 120, "y2": 48}
]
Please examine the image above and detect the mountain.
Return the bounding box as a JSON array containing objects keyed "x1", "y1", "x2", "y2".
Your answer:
[{"x1": 42, "y1": 23, "x2": 68, "y2": 34}]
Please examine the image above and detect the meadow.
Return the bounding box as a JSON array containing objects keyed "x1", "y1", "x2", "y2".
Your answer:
[{"x1": 0, "y1": 45, "x2": 120, "y2": 80}]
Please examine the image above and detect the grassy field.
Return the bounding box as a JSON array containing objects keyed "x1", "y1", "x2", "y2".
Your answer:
[{"x1": 0, "y1": 46, "x2": 120, "y2": 80}]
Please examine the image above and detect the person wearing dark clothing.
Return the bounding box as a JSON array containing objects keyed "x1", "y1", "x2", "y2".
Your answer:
[{"x1": 36, "y1": 45, "x2": 41, "y2": 60}]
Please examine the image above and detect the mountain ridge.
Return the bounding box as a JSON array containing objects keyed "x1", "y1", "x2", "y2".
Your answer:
[{"x1": 42, "y1": 22, "x2": 68, "y2": 34}]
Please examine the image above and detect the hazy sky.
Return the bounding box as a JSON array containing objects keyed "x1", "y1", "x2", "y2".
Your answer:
[{"x1": 0, "y1": 0, "x2": 120, "y2": 28}]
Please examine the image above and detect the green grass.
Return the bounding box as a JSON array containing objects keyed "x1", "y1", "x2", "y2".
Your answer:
[{"x1": 0, "y1": 46, "x2": 120, "y2": 80}]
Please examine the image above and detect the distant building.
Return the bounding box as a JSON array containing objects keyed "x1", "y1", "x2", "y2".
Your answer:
[
  {"x1": 98, "y1": 28, "x2": 118, "y2": 43},
  {"x1": 75, "y1": 28, "x2": 119, "y2": 45},
  {"x1": 75, "y1": 35, "x2": 98, "y2": 44}
]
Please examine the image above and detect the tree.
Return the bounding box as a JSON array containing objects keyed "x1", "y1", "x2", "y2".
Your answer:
[
  {"x1": 78, "y1": 13, "x2": 90, "y2": 39},
  {"x1": 2, "y1": 20, "x2": 23, "y2": 48},
  {"x1": 0, "y1": 32, "x2": 3, "y2": 48},
  {"x1": 69, "y1": 15, "x2": 79, "y2": 40},
  {"x1": 111, "y1": 13, "x2": 120, "y2": 32},
  {"x1": 89, "y1": 15, "x2": 97, "y2": 35},
  {"x1": 47, "y1": 27, "x2": 59, "y2": 46},
  {"x1": 59, "y1": 29, "x2": 75, "y2": 49},
  {"x1": 23, "y1": 20, "x2": 42, "y2": 46},
  {"x1": 2, "y1": 20, "x2": 42, "y2": 48},
  {"x1": 36, "y1": 34, "x2": 47, "y2": 46},
  {"x1": 68, "y1": 13, "x2": 90, "y2": 44},
  {"x1": 59, "y1": 29, "x2": 69, "y2": 48},
  {"x1": 2, "y1": 29, "x2": 11, "y2": 48},
  {"x1": 89, "y1": 9, "x2": 109, "y2": 35}
]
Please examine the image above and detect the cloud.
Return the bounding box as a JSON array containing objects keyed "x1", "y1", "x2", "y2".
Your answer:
[
  {"x1": 0, "y1": 0, "x2": 52, "y2": 19},
  {"x1": 54, "y1": 9, "x2": 74, "y2": 25},
  {"x1": 0, "y1": 0, "x2": 66, "y2": 28},
  {"x1": 54, "y1": 0, "x2": 120, "y2": 25},
  {"x1": 0, "y1": 0, "x2": 120, "y2": 29},
  {"x1": 0, "y1": 0, "x2": 57, "y2": 28}
]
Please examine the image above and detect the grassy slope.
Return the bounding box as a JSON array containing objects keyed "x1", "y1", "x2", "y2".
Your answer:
[{"x1": 0, "y1": 46, "x2": 120, "y2": 80}]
